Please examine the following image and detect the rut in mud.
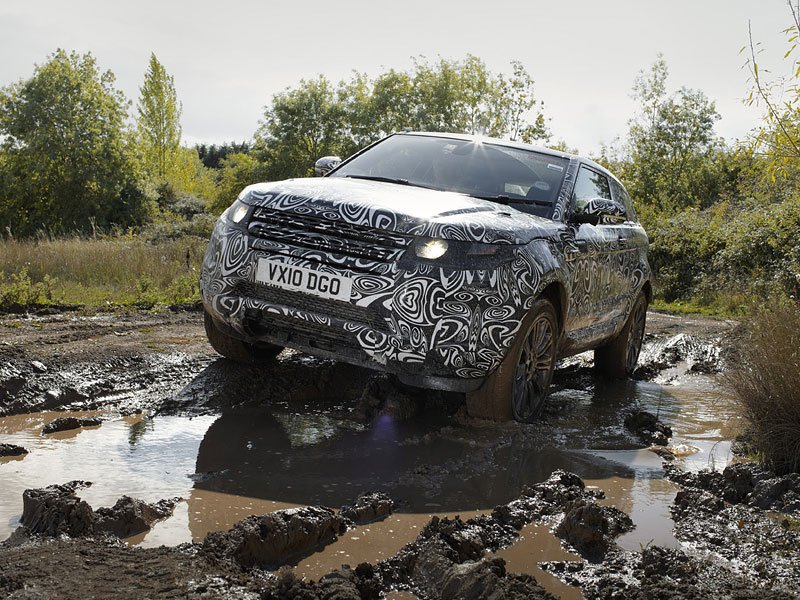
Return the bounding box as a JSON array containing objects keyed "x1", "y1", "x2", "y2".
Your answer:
[{"x1": 2, "y1": 309, "x2": 797, "y2": 598}]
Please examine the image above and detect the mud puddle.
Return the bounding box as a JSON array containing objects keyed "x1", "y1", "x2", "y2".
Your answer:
[{"x1": 0, "y1": 357, "x2": 739, "y2": 597}]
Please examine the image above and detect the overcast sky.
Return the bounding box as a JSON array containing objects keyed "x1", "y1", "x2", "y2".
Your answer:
[{"x1": 0, "y1": 1, "x2": 792, "y2": 154}]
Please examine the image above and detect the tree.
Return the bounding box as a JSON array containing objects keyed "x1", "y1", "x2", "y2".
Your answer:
[
  {"x1": 623, "y1": 55, "x2": 725, "y2": 215},
  {"x1": 743, "y1": 1, "x2": 800, "y2": 187},
  {"x1": 137, "y1": 53, "x2": 182, "y2": 180},
  {"x1": 496, "y1": 60, "x2": 549, "y2": 143},
  {"x1": 257, "y1": 76, "x2": 345, "y2": 178},
  {"x1": 0, "y1": 49, "x2": 147, "y2": 235}
]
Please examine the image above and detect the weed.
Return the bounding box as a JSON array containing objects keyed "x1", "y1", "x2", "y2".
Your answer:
[{"x1": 727, "y1": 302, "x2": 800, "y2": 475}]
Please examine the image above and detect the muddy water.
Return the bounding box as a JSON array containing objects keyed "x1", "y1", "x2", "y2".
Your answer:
[{"x1": 0, "y1": 361, "x2": 739, "y2": 595}]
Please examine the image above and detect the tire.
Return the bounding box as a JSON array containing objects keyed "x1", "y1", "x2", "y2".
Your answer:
[
  {"x1": 203, "y1": 308, "x2": 283, "y2": 364},
  {"x1": 594, "y1": 292, "x2": 648, "y2": 378},
  {"x1": 466, "y1": 299, "x2": 558, "y2": 423}
]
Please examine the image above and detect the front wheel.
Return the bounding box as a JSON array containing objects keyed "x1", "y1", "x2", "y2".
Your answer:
[
  {"x1": 466, "y1": 299, "x2": 558, "y2": 423},
  {"x1": 594, "y1": 292, "x2": 648, "y2": 378},
  {"x1": 203, "y1": 308, "x2": 283, "y2": 364}
]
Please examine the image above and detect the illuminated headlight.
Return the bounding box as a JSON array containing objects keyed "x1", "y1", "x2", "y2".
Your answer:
[
  {"x1": 228, "y1": 200, "x2": 249, "y2": 224},
  {"x1": 415, "y1": 239, "x2": 449, "y2": 259}
]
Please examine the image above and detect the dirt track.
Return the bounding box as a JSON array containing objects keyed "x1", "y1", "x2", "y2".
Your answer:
[{"x1": 2, "y1": 309, "x2": 799, "y2": 599}]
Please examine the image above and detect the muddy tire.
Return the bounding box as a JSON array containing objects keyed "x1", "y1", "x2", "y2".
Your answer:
[
  {"x1": 203, "y1": 308, "x2": 283, "y2": 364},
  {"x1": 595, "y1": 292, "x2": 648, "y2": 378},
  {"x1": 466, "y1": 299, "x2": 558, "y2": 423}
]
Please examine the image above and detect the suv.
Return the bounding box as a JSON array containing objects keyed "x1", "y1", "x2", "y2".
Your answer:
[{"x1": 201, "y1": 132, "x2": 652, "y2": 422}]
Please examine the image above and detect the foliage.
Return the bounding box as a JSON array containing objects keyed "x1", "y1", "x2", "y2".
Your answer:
[
  {"x1": 255, "y1": 55, "x2": 549, "y2": 180},
  {"x1": 0, "y1": 236, "x2": 205, "y2": 311},
  {"x1": 0, "y1": 49, "x2": 148, "y2": 236},
  {"x1": 617, "y1": 55, "x2": 732, "y2": 217},
  {"x1": 0, "y1": 268, "x2": 58, "y2": 311},
  {"x1": 211, "y1": 152, "x2": 264, "y2": 214},
  {"x1": 743, "y1": 2, "x2": 800, "y2": 183},
  {"x1": 728, "y1": 302, "x2": 800, "y2": 475},
  {"x1": 137, "y1": 53, "x2": 182, "y2": 180},
  {"x1": 196, "y1": 141, "x2": 251, "y2": 169}
]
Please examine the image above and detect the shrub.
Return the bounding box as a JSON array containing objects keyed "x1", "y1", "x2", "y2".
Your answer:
[
  {"x1": 727, "y1": 302, "x2": 800, "y2": 474},
  {"x1": 0, "y1": 268, "x2": 58, "y2": 311}
]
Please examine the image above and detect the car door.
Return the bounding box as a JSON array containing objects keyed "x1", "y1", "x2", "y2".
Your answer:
[{"x1": 562, "y1": 164, "x2": 626, "y2": 350}]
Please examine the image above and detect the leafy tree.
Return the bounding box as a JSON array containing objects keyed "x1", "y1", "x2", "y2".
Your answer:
[
  {"x1": 622, "y1": 55, "x2": 727, "y2": 216},
  {"x1": 211, "y1": 152, "x2": 264, "y2": 214},
  {"x1": 196, "y1": 141, "x2": 251, "y2": 169},
  {"x1": 743, "y1": 2, "x2": 800, "y2": 189},
  {"x1": 257, "y1": 75, "x2": 345, "y2": 178},
  {"x1": 496, "y1": 60, "x2": 549, "y2": 143},
  {"x1": 0, "y1": 49, "x2": 147, "y2": 235},
  {"x1": 137, "y1": 53, "x2": 182, "y2": 180},
  {"x1": 254, "y1": 56, "x2": 551, "y2": 181}
]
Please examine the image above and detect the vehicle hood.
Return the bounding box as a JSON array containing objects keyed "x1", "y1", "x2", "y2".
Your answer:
[{"x1": 240, "y1": 177, "x2": 560, "y2": 244}]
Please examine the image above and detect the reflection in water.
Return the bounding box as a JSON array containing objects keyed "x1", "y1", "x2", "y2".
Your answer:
[
  {"x1": 0, "y1": 369, "x2": 739, "y2": 598},
  {"x1": 494, "y1": 522, "x2": 583, "y2": 600}
]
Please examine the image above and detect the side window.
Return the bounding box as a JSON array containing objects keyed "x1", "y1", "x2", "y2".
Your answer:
[
  {"x1": 572, "y1": 166, "x2": 612, "y2": 202},
  {"x1": 610, "y1": 180, "x2": 637, "y2": 222}
]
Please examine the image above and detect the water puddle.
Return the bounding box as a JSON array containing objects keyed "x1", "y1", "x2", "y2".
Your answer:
[{"x1": 0, "y1": 363, "x2": 739, "y2": 598}]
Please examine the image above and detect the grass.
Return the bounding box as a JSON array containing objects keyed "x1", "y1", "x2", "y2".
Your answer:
[
  {"x1": 0, "y1": 236, "x2": 208, "y2": 312},
  {"x1": 727, "y1": 301, "x2": 800, "y2": 475}
]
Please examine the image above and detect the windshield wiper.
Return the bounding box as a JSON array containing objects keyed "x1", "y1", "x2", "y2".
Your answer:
[
  {"x1": 345, "y1": 175, "x2": 412, "y2": 185},
  {"x1": 470, "y1": 194, "x2": 551, "y2": 207}
]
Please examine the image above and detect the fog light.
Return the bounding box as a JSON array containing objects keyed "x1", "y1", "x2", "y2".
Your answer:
[{"x1": 415, "y1": 239, "x2": 449, "y2": 260}]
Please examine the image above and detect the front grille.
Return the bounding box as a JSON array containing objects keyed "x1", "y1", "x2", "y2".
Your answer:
[
  {"x1": 247, "y1": 207, "x2": 411, "y2": 266},
  {"x1": 235, "y1": 280, "x2": 388, "y2": 330}
]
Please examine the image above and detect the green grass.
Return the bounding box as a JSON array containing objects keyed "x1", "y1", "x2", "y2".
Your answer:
[{"x1": 0, "y1": 236, "x2": 207, "y2": 312}]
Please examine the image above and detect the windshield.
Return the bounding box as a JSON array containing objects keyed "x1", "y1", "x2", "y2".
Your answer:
[{"x1": 330, "y1": 134, "x2": 569, "y2": 217}]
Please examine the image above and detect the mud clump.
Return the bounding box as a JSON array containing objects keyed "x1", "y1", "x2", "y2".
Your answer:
[
  {"x1": 376, "y1": 471, "x2": 603, "y2": 599},
  {"x1": 41, "y1": 416, "x2": 102, "y2": 434},
  {"x1": 260, "y1": 563, "x2": 382, "y2": 600},
  {"x1": 0, "y1": 443, "x2": 28, "y2": 456},
  {"x1": 340, "y1": 492, "x2": 394, "y2": 525},
  {"x1": 667, "y1": 461, "x2": 800, "y2": 513},
  {"x1": 94, "y1": 496, "x2": 181, "y2": 538},
  {"x1": 380, "y1": 516, "x2": 554, "y2": 599},
  {"x1": 554, "y1": 500, "x2": 633, "y2": 562},
  {"x1": 544, "y1": 545, "x2": 794, "y2": 599},
  {"x1": 21, "y1": 481, "x2": 95, "y2": 537},
  {"x1": 669, "y1": 466, "x2": 800, "y2": 591},
  {"x1": 19, "y1": 481, "x2": 179, "y2": 539},
  {"x1": 203, "y1": 506, "x2": 346, "y2": 569},
  {"x1": 624, "y1": 409, "x2": 672, "y2": 445}
]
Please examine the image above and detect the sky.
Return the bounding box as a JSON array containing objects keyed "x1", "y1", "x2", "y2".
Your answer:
[{"x1": 0, "y1": 0, "x2": 792, "y2": 154}]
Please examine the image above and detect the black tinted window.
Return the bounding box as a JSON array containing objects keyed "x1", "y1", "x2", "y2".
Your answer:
[{"x1": 572, "y1": 166, "x2": 612, "y2": 202}]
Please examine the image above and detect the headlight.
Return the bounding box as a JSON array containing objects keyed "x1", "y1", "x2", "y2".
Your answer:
[
  {"x1": 403, "y1": 237, "x2": 518, "y2": 270},
  {"x1": 226, "y1": 200, "x2": 250, "y2": 225},
  {"x1": 415, "y1": 239, "x2": 449, "y2": 259}
]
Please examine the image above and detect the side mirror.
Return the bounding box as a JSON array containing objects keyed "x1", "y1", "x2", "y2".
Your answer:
[
  {"x1": 314, "y1": 156, "x2": 342, "y2": 176},
  {"x1": 571, "y1": 197, "x2": 627, "y2": 225}
]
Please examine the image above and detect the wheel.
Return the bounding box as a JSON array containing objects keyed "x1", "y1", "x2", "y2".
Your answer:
[
  {"x1": 466, "y1": 299, "x2": 558, "y2": 423},
  {"x1": 203, "y1": 308, "x2": 283, "y2": 364},
  {"x1": 594, "y1": 291, "x2": 648, "y2": 378}
]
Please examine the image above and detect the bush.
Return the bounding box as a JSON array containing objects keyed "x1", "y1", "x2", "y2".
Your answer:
[
  {"x1": 728, "y1": 302, "x2": 800, "y2": 474},
  {"x1": 0, "y1": 268, "x2": 58, "y2": 311}
]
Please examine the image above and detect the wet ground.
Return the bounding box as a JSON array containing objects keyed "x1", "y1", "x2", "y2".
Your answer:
[{"x1": 3, "y1": 309, "x2": 796, "y2": 598}]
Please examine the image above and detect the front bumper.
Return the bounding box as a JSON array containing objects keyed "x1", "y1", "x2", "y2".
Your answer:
[{"x1": 201, "y1": 219, "x2": 544, "y2": 392}]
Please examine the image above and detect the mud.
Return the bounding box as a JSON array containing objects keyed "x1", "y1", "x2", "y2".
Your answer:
[
  {"x1": 41, "y1": 416, "x2": 102, "y2": 434},
  {"x1": 623, "y1": 410, "x2": 672, "y2": 445},
  {"x1": 5, "y1": 308, "x2": 795, "y2": 599},
  {"x1": 0, "y1": 442, "x2": 27, "y2": 456},
  {"x1": 17, "y1": 480, "x2": 179, "y2": 539}
]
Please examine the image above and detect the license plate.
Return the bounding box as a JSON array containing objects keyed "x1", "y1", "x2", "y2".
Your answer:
[{"x1": 254, "y1": 258, "x2": 353, "y2": 302}]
